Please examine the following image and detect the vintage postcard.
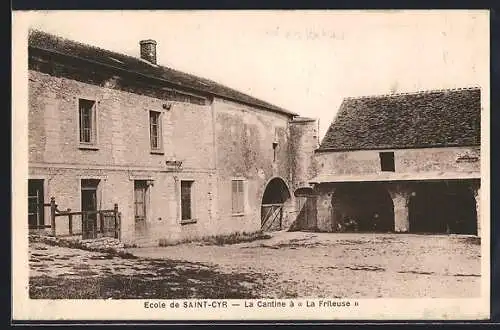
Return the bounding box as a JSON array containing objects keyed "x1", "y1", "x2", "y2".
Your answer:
[{"x1": 12, "y1": 10, "x2": 490, "y2": 321}]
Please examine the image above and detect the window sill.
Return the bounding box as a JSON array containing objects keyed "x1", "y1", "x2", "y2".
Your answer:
[
  {"x1": 180, "y1": 219, "x2": 197, "y2": 225},
  {"x1": 231, "y1": 213, "x2": 246, "y2": 217},
  {"x1": 150, "y1": 150, "x2": 165, "y2": 155},
  {"x1": 78, "y1": 144, "x2": 99, "y2": 150}
]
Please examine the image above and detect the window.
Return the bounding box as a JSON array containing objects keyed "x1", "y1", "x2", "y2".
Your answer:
[
  {"x1": 272, "y1": 142, "x2": 278, "y2": 162},
  {"x1": 380, "y1": 152, "x2": 395, "y2": 172},
  {"x1": 149, "y1": 111, "x2": 162, "y2": 151},
  {"x1": 181, "y1": 181, "x2": 194, "y2": 221},
  {"x1": 79, "y1": 99, "x2": 97, "y2": 144},
  {"x1": 232, "y1": 180, "x2": 245, "y2": 214}
]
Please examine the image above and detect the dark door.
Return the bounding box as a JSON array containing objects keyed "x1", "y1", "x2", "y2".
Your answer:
[
  {"x1": 81, "y1": 179, "x2": 99, "y2": 238},
  {"x1": 28, "y1": 179, "x2": 44, "y2": 229}
]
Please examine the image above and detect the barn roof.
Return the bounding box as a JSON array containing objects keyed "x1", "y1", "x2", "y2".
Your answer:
[
  {"x1": 317, "y1": 87, "x2": 481, "y2": 152},
  {"x1": 28, "y1": 30, "x2": 297, "y2": 117}
]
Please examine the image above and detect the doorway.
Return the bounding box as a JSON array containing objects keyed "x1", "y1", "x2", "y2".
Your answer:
[
  {"x1": 331, "y1": 183, "x2": 394, "y2": 232},
  {"x1": 134, "y1": 180, "x2": 148, "y2": 234},
  {"x1": 81, "y1": 179, "x2": 100, "y2": 238},
  {"x1": 409, "y1": 181, "x2": 477, "y2": 235},
  {"x1": 28, "y1": 179, "x2": 45, "y2": 229},
  {"x1": 261, "y1": 177, "x2": 291, "y2": 231}
]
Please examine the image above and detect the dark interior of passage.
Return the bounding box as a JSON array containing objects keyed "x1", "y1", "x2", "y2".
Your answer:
[
  {"x1": 408, "y1": 181, "x2": 477, "y2": 235},
  {"x1": 331, "y1": 183, "x2": 394, "y2": 232}
]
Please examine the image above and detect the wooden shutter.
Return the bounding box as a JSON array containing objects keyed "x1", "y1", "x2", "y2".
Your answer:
[
  {"x1": 232, "y1": 180, "x2": 244, "y2": 214},
  {"x1": 181, "y1": 181, "x2": 192, "y2": 220}
]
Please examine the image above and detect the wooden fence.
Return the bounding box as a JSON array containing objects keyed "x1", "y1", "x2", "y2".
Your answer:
[{"x1": 47, "y1": 197, "x2": 121, "y2": 240}]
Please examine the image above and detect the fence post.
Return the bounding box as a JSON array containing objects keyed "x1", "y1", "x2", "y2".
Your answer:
[
  {"x1": 280, "y1": 207, "x2": 283, "y2": 230},
  {"x1": 99, "y1": 212, "x2": 104, "y2": 237},
  {"x1": 114, "y1": 204, "x2": 119, "y2": 239},
  {"x1": 68, "y1": 209, "x2": 73, "y2": 236},
  {"x1": 50, "y1": 197, "x2": 56, "y2": 237},
  {"x1": 82, "y1": 212, "x2": 86, "y2": 240}
]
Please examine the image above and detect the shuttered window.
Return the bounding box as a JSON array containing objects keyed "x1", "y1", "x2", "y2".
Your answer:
[
  {"x1": 181, "y1": 181, "x2": 193, "y2": 220},
  {"x1": 232, "y1": 180, "x2": 245, "y2": 214}
]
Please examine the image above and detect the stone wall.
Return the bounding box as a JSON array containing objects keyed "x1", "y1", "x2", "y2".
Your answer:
[
  {"x1": 28, "y1": 70, "x2": 215, "y2": 170},
  {"x1": 213, "y1": 98, "x2": 294, "y2": 233}
]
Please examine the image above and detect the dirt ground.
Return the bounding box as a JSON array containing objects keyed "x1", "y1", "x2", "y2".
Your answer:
[
  {"x1": 128, "y1": 232, "x2": 481, "y2": 298},
  {"x1": 29, "y1": 232, "x2": 481, "y2": 299}
]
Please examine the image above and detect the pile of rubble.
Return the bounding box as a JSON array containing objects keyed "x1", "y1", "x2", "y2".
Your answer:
[
  {"x1": 29, "y1": 234, "x2": 132, "y2": 257},
  {"x1": 78, "y1": 237, "x2": 125, "y2": 252}
]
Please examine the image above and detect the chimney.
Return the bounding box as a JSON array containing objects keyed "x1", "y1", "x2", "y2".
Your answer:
[{"x1": 139, "y1": 39, "x2": 157, "y2": 64}]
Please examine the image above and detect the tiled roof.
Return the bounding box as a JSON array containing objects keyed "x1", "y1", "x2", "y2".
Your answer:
[
  {"x1": 28, "y1": 30, "x2": 297, "y2": 116},
  {"x1": 318, "y1": 88, "x2": 481, "y2": 151}
]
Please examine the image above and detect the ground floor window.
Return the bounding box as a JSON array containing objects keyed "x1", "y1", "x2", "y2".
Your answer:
[
  {"x1": 232, "y1": 179, "x2": 245, "y2": 214},
  {"x1": 28, "y1": 179, "x2": 45, "y2": 229},
  {"x1": 181, "y1": 180, "x2": 194, "y2": 221}
]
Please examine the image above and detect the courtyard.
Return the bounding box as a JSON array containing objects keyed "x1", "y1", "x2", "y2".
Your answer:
[{"x1": 29, "y1": 232, "x2": 481, "y2": 299}]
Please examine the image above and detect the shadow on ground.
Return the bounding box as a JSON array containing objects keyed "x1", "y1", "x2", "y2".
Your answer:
[{"x1": 30, "y1": 256, "x2": 263, "y2": 299}]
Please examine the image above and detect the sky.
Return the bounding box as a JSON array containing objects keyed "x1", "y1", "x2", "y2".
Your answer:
[{"x1": 20, "y1": 10, "x2": 489, "y2": 139}]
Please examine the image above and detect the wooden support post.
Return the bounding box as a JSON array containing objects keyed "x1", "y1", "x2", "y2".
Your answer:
[
  {"x1": 50, "y1": 197, "x2": 56, "y2": 237},
  {"x1": 99, "y1": 212, "x2": 104, "y2": 237},
  {"x1": 81, "y1": 212, "x2": 87, "y2": 240},
  {"x1": 114, "y1": 204, "x2": 119, "y2": 239},
  {"x1": 68, "y1": 209, "x2": 73, "y2": 235}
]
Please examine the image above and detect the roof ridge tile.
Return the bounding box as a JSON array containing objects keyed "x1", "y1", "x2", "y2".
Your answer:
[{"x1": 343, "y1": 86, "x2": 481, "y2": 101}]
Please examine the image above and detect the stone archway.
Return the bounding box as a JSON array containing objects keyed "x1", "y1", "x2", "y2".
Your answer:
[
  {"x1": 261, "y1": 177, "x2": 291, "y2": 231},
  {"x1": 331, "y1": 183, "x2": 394, "y2": 232}
]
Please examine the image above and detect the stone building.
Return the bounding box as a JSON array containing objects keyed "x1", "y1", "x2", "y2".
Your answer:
[
  {"x1": 27, "y1": 30, "x2": 319, "y2": 246},
  {"x1": 300, "y1": 88, "x2": 481, "y2": 236}
]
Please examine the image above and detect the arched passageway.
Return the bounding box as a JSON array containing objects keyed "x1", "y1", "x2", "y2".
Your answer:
[
  {"x1": 331, "y1": 183, "x2": 394, "y2": 232},
  {"x1": 261, "y1": 177, "x2": 291, "y2": 231},
  {"x1": 409, "y1": 181, "x2": 477, "y2": 235}
]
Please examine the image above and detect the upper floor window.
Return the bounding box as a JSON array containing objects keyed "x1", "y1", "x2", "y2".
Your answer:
[
  {"x1": 79, "y1": 99, "x2": 97, "y2": 144},
  {"x1": 379, "y1": 152, "x2": 395, "y2": 172},
  {"x1": 149, "y1": 111, "x2": 162, "y2": 152}
]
